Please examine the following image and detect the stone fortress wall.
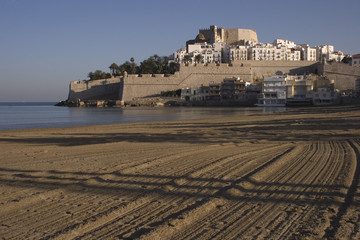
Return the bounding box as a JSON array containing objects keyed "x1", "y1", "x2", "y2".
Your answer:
[
  {"x1": 67, "y1": 61, "x2": 360, "y2": 103},
  {"x1": 68, "y1": 61, "x2": 317, "y2": 102},
  {"x1": 223, "y1": 28, "x2": 258, "y2": 45},
  {"x1": 198, "y1": 25, "x2": 258, "y2": 45},
  {"x1": 121, "y1": 61, "x2": 318, "y2": 102},
  {"x1": 318, "y1": 62, "x2": 360, "y2": 90},
  {"x1": 68, "y1": 77, "x2": 122, "y2": 101}
]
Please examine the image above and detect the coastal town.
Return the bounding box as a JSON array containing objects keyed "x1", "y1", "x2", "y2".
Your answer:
[
  {"x1": 61, "y1": 25, "x2": 360, "y2": 107},
  {"x1": 173, "y1": 25, "x2": 345, "y2": 64},
  {"x1": 180, "y1": 74, "x2": 339, "y2": 107},
  {"x1": 2, "y1": 16, "x2": 360, "y2": 240}
]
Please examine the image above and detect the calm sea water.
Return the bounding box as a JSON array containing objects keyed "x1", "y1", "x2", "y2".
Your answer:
[{"x1": 0, "y1": 102, "x2": 286, "y2": 130}]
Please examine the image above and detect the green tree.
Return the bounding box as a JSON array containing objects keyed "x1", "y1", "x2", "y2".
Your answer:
[
  {"x1": 341, "y1": 56, "x2": 352, "y2": 64},
  {"x1": 184, "y1": 54, "x2": 192, "y2": 65},
  {"x1": 168, "y1": 62, "x2": 179, "y2": 74},
  {"x1": 162, "y1": 56, "x2": 170, "y2": 74},
  {"x1": 130, "y1": 57, "x2": 137, "y2": 74},
  {"x1": 88, "y1": 72, "x2": 94, "y2": 80},
  {"x1": 154, "y1": 55, "x2": 163, "y2": 74},
  {"x1": 163, "y1": 56, "x2": 169, "y2": 66},
  {"x1": 88, "y1": 70, "x2": 111, "y2": 80},
  {"x1": 139, "y1": 56, "x2": 157, "y2": 74},
  {"x1": 119, "y1": 61, "x2": 131, "y2": 74},
  {"x1": 109, "y1": 63, "x2": 119, "y2": 76},
  {"x1": 195, "y1": 54, "x2": 203, "y2": 64}
]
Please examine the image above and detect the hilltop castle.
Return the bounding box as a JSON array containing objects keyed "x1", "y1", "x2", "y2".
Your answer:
[
  {"x1": 188, "y1": 25, "x2": 258, "y2": 46},
  {"x1": 66, "y1": 25, "x2": 360, "y2": 106},
  {"x1": 174, "y1": 25, "x2": 346, "y2": 65}
]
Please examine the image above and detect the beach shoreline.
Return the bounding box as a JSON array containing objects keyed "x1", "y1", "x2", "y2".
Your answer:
[{"x1": 1, "y1": 105, "x2": 360, "y2": 239}]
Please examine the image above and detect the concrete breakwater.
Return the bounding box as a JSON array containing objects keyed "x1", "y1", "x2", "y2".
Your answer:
[{"x1": 66, "y1": 61, "x2": 360, "y2": 106}]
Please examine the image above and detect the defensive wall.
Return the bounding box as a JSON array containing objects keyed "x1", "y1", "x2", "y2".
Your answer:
[
  {"x1": 223, "y1": 29, "x2": 258, "y2": 45},
  {"x1": 68, "y1": 77, "x2": 121, "y2": 101},
  {"x1": 318, "y1": 62, "x2": 360, "y2": 90},
  {"x1": 198, "y1": 25, "x2": 258, "y2": 45},
  {"x1": 67, "y1": 61, "x2": 360, "y2": 103},
  {"x1": 120, "y1": 61, "x2": 317, "y2": 102}
]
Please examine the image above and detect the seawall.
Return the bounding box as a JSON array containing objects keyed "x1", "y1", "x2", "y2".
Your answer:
[
  {"x1": 67, "y1": 61, "x2": 360, "y2": 104},
  {"x1": 68, "y1": 77, "x2": 122, "y2": 101},
  {"x1": 121, "y1": 61, "x2": 318, "y2": 102},
  {"x1": 319, "y1": 62, "x2": 360, "y2": 90}
]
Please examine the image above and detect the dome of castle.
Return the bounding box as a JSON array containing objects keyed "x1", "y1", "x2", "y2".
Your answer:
[{"x1": 195, "y1": 33, "x2": 206, "y2": 41}]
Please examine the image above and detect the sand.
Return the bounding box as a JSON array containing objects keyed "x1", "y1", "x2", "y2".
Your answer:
[{"x1": 1, "y1": 105, "x2": 360, "y2": 239}]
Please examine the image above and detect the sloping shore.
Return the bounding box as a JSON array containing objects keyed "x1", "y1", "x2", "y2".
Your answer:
[{"x1": 1, "y1": 105, "x2": 360, "y2": 239}]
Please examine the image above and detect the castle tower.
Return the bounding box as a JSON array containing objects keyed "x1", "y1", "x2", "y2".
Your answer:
[{"x1": 198, "y1": 25, "x2": 258, "y2": 45}]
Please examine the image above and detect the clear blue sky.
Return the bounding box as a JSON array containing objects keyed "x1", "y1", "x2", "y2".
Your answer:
[{"x1": 1, "y1": 0, "x2": 359, "y2": 102}]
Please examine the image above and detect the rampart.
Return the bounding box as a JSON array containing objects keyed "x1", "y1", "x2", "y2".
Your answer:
[
  {"x1": 224, "y1": 29, "x2": 258, "y2": 45},
  {"x1": 68, "y1": 77, "x2": 122, "y2": 101},
  {"x1": 198, "y1": 25, "x2": 258, "y2": 45},
  {"x1": 120, "y1": 61, "x2": 318, "y2": 102},
  {"x1": 67, "y1": 61, "x2": 359, "y2": 104},
  {"x1": 318, "y1": 62, "x2": 360, "y2": 90}
]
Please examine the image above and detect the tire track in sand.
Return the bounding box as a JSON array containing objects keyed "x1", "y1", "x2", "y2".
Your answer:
[{"x1": 324, "y1": 139, "x2": 360, "y2": 239}]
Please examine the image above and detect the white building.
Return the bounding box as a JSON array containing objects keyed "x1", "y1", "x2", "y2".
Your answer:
[
  {"x1": 285, "y1": 48, "x2": 301, "y2": 61},
  {"x1": 312, "y1": 88, "x2": 339, "y2": 105},
  {"x1": 250, "y1": 43, "x2": 276, "y2": 60},
  {"x1": 273, "y1": 39, "x2": 296, "y2": 49},
  {"x1": 314, "y1": 45, "x2": 344, "y2": 62},
  {"x1": 328, "y1": 51, "x2": 345, "y2": 62},
  {"x1": 174, "y1": 47, "x2": 187, "y2": 64},
  {"x1": 352, "y1": 54, "x2": 360, "y2": 67},
  {"x1": 316, "y1": 45, "x2": 334, "y2": 61},
  {"x1": 230, "y1": 45, "x2": 249, "y2": 61},
  {"x1": 250, "y1": 44, "x2": 300, "y2": 61},
  {"x1": 176, "y1": 29, "x2": 347, "y2": 64},
  {"x1": 297, "y1": 44, "x2": 317, "y2": 61},
  {"x1": 175, "y1": 42, "x2": 224, "y2": 64},
  {"x1": 257, "y1": 75, "x2": 287, "y2": 106}
]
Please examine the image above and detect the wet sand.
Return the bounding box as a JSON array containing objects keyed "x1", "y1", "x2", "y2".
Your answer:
[{"x1": 1, "y1": 105, "x2": 360, "y2": 239}]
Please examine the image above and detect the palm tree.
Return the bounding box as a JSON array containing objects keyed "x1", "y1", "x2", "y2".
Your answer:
[
  {"x1": 130, "y1": 57, "x2": 137, "y2": 74},
  {"x1": 109, "y1": 63, "x2": 119, "y2": 76},
  {"x1": 195, "y1": 54, "x2": 203, "y2": 65},
  {"x1": 184, "y1": 54, "x2": 192, "y2": 65},
  {"x1": 163, "y1": 56, "x2": 170, "y2": 74}
]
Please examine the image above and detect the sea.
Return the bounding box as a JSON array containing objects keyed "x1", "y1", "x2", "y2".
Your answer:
[{"x1": 0, "y1": 102, "x2": 286, "y2": 130}]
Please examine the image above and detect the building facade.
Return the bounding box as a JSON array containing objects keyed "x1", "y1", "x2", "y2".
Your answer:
[
  {"x1": 173, "y1": 25, "x2": 346, "y2": 65},
  {"x1": 352, "y1": 54, "x2": 360, "y2": 67},
  {"x1": 286, "y1": 75, "x2": 313, "y2": 105},
  {"x1": 198, "y1": 25, "x2": 258, "y2": 46},
  {"x1": 230, "y1": 46, "x2": 249, "y2": 61},
  {"x1": 297, "y1": 44, "x2": 317, "y2": 61},
  {"x1": 257, "y1": 75, "x2": 287, "y2": 106}
]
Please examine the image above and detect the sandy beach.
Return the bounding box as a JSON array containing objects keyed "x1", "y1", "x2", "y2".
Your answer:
[{"x1": 1, "y1": 105, "x2": 360, "y2": 239}]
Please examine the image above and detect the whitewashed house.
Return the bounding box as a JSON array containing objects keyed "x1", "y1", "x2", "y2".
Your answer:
[{"x1": 256, "y1": 75, "x2": 287, "y2": 106}]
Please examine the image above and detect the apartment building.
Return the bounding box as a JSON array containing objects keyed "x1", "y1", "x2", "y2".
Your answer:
[
  {"x1": 286, "y1": 75, "x2": 313, "y2": 105},
  {"x1": 230, "y1": 46, "x2": 249, "y2": 61},
  {"x1": 256, "y1": 75, "x2": 287, "y2": 106}
]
